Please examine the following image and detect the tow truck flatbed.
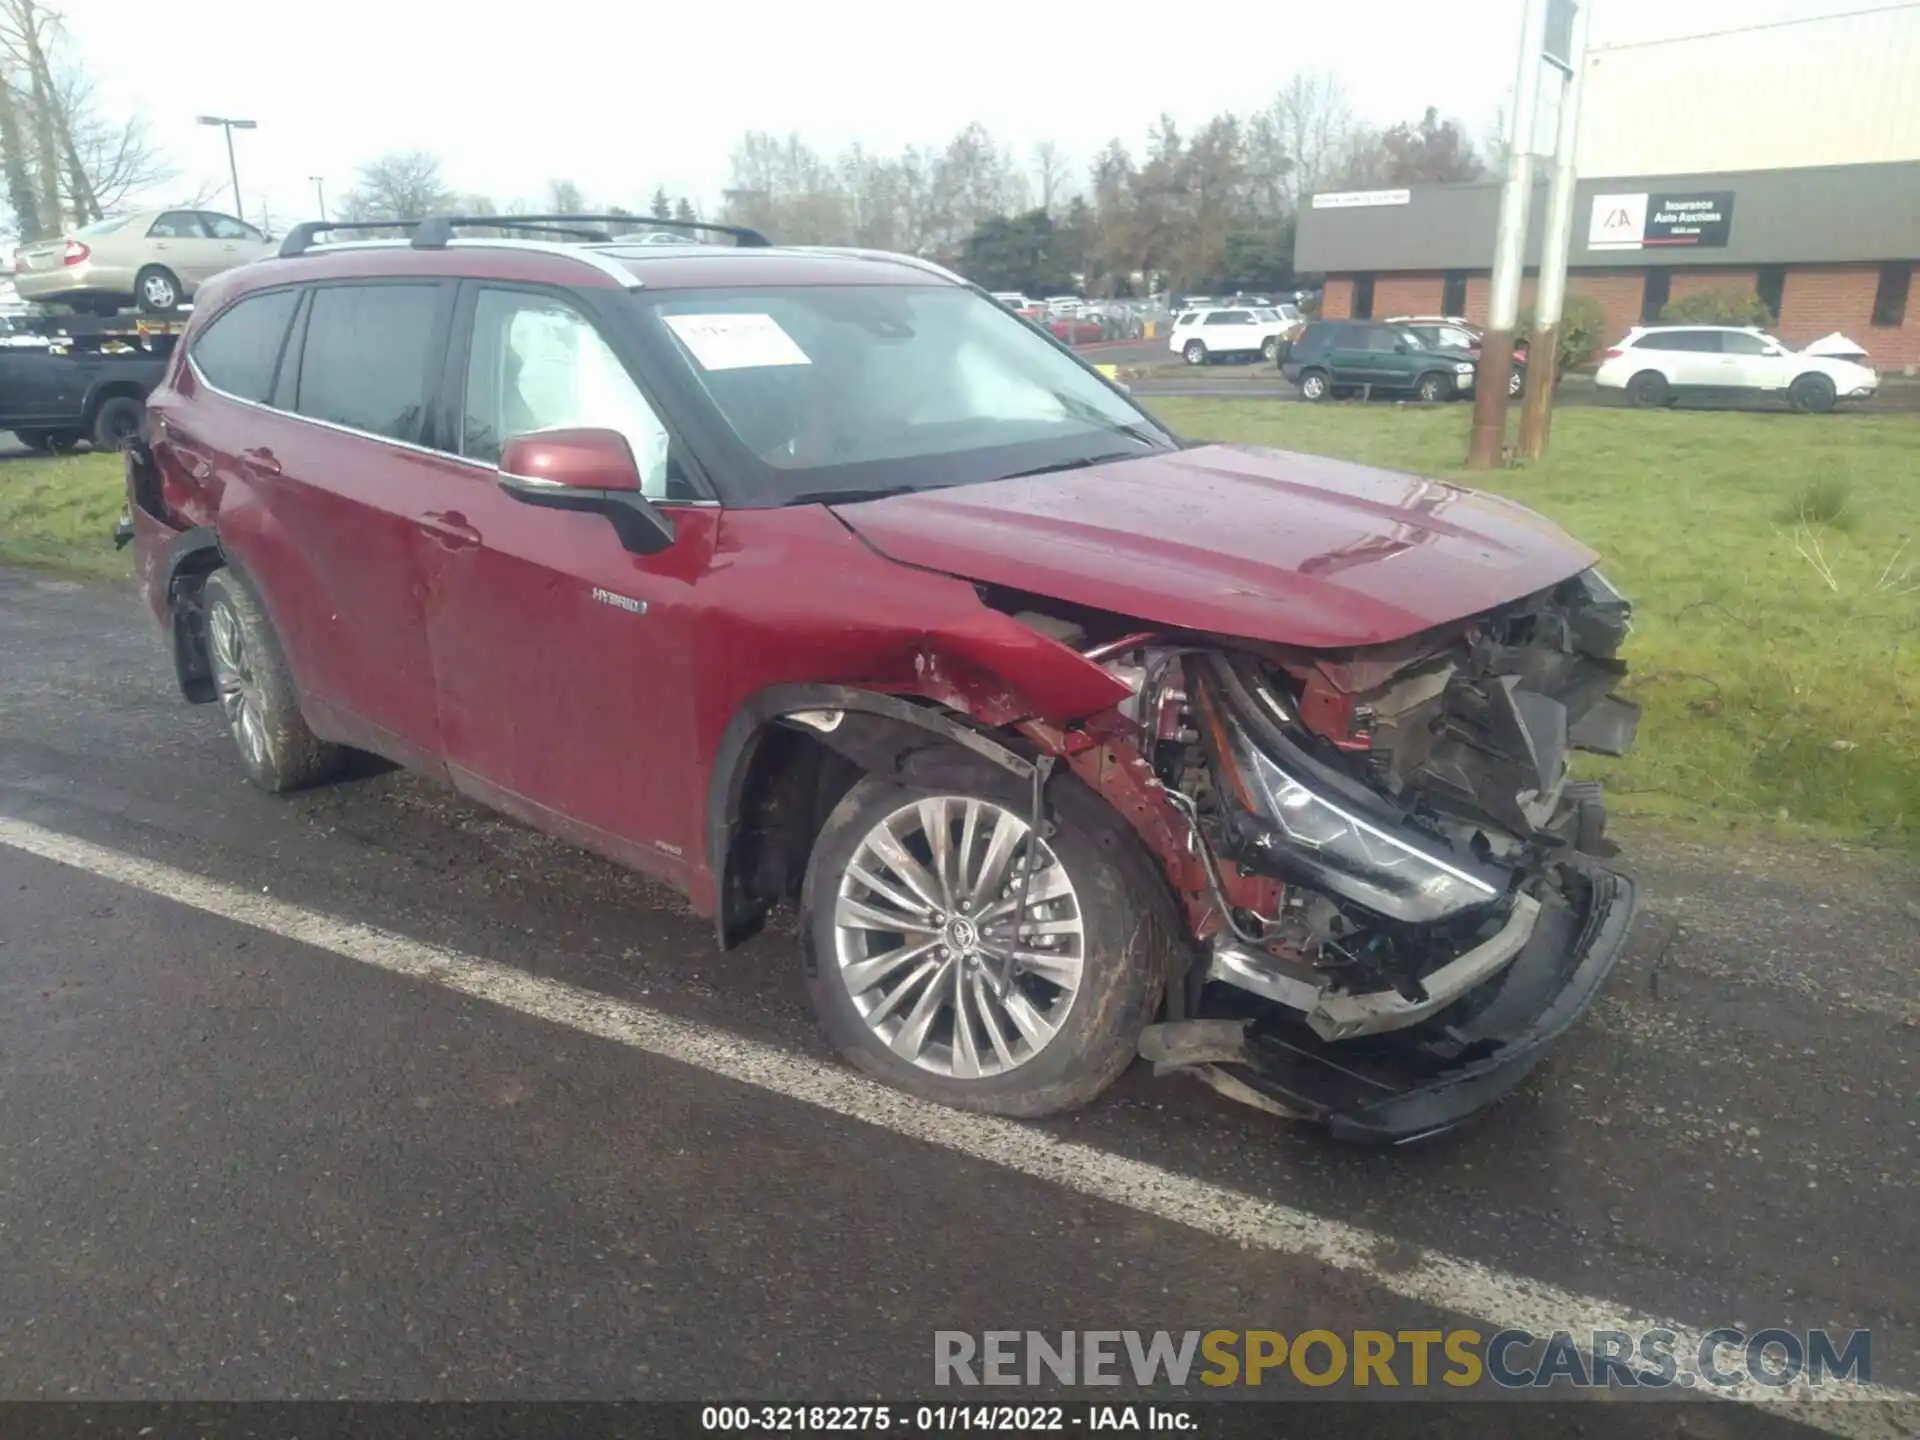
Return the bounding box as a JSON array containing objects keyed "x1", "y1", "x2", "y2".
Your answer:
[{"x1": 0, "y1": 307, "x2": 182, "y2": 452}]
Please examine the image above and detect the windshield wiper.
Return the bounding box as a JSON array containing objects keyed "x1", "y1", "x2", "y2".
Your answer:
[
  {"x1": 1049, "y1": 389, "x2": 1164, "y2": 448},
  {"x1": 996, "y1": 451, "x2": 1143, "y2": 481},
  {"x1": 785, "y1": 484, "x2": 923, "y2": 507}
]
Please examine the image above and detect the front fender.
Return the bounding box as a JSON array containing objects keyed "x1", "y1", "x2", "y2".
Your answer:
[{"x1": 706, "y1": 684, "x2": 1042, "y2": 949}]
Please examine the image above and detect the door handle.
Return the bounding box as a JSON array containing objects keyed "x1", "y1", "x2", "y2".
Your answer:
[
  {"x1": 241, "y1": 446, "x2": 280, "y2": 476},
  {"x1": 418, "y1": 510, "x2": 482, "y2": 549}
]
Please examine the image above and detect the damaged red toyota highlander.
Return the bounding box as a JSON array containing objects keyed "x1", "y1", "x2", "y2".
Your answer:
[{"x1": 120, "y1": 215, "x2": 1640, "y2": 1143}]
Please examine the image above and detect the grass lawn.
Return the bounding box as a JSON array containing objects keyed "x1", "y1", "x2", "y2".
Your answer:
[
  {"x1": 0, "y1": 451, "x2": 130, "y2": 580},
  {"x1": 3, "y1": 409, "x2": 1916, "y2": 846},
  {"x1": 1146, "y1": 399, "x2": 1919, "y2": 847}
]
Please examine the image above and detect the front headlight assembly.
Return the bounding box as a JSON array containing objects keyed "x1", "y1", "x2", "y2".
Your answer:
[{"x1": 1212, "y1": 697, "x2": 1502, "y2": 925}]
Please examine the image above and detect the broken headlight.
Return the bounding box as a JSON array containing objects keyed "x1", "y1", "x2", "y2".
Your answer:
[{"x1": 1222, "y1": 723, "x2": 1502, "y2": 924}]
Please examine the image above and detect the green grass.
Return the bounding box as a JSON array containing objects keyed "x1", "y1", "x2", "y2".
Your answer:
[
  {"x1": 1144, "y1": 400, "x2": 1920, "y2": 847},
  {"x1": 0, "y1": 451, "x2": 131, "y2": 580}
]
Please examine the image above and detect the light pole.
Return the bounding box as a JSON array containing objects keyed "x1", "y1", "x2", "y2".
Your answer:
[
  {"x1": 196, "y1": 115, "x2": 258, "y2": 223},
  {"x1": 310, "y1": 175, "x2": 327, "y2": 221}
]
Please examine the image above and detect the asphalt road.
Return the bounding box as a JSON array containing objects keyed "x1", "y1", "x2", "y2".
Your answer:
[{"x1": 1, "y1": 569, "x2": 1916, "y2": 1434}]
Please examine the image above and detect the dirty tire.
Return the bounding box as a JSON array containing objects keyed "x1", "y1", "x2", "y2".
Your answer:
[
  {"x1": 801, "y1": 760, "x2": 1173, "y2": 1118},
  {"x1": 1416, "y1": 371, "x2": 1451, "y2": 403},
  {"x1": 200, "y1": 568, "x2": 342, "y2": 793},
  {"x1": 1788, "y1": 372, "x2": 1836, "y2": 414},
  {"x1": 1184, "y1": 340, "x2": 1208, "y2": 365},
  {"x1": 90, "y1": 395, "x2": 144, "y2": 452},
  {"x1": 135, "y1": 265, "x2": 182, "y2": 313},
  {"x1": 1298, "y1": 367, "x2": 1331, "y2": 401},
  {"x1": 1625, "y1": 370, "x2": 1669, "y2": 408}
]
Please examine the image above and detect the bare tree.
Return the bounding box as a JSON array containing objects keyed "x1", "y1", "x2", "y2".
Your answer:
[
  {"x1": 337, "y1": 151, "x2": 455, "y2": 222},
  {"x1": 545, "y1": 177, "x2": 585, "y2": 212},
  {"x1": 1031, "y1": 139, "x2": 1071, "y2": 214},
  {"x1": 1262, "y1": 70, "x2": 1356, "y2": 203},
  {"x1": 0, "y1": 0, "x2": 173, "y2": 235}
]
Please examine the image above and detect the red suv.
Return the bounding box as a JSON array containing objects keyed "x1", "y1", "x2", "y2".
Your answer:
[{"x1": 122, "y1": 214, "x2": 1641, "y2": 1143}]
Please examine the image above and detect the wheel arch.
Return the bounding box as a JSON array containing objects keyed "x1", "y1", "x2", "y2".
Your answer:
[
  {"x1": 81, "y1": 377, "x2": 148, "y2": 432},
  {"x1": 157, "y1": 526, "x2": 227, "y2": 703},
  {"x1": 706, "y1": 684, "x2": 1040, "y2": 951}
]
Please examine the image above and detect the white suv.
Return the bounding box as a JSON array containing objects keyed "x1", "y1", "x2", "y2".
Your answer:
[
  {"x1": 1593, "y1": 326, "x2": 1878, "y2": 413},
  {"x1": 1169, "y1": 307, "x2": 1292, "y2": 364}
]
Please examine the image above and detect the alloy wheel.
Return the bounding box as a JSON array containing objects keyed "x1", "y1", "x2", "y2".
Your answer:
[
  {"x1": 831, "y1": 795, "x2": 1085, "y2": 1079},
  {"x1": 141, "y1": 273, "x2": 178, "y2": 309},
  {"x1": 207, "y1": 598, "x2": 269, "y2": 773}
]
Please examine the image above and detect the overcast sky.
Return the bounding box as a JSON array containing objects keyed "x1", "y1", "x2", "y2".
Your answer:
[{"x1": 70, "y1": 0, "x2": 1891, "y2": 228}]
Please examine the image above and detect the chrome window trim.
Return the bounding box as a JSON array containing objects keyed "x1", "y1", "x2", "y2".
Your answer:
[{"x1": 185, "y1": 356, "x2": 721, "y2": 508}]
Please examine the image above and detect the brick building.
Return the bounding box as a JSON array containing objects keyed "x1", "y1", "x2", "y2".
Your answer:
[{"x1": 1295, "y1": 161, "x2": 1920, "y2": 371}]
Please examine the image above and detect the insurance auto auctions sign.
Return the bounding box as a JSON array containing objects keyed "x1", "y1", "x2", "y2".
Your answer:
[{"x1": 1589, "y1": 192, "x2": 1736, "y2": 250}]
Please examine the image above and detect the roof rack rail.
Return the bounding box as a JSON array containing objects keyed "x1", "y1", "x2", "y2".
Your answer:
[
  {"x1": 279, "y1": 219, "x2": 423, "y2": 258},
  {"x1": 409, "y1": 213, "x2": 770, "y2": 249}
]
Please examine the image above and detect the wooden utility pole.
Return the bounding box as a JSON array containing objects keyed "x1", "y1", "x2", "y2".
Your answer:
[
  {"x1": 1518, "y1": 1, "x2": 1591, "y2": 459},
  {"x1": 1467, "y1": 0, "x2": 1550, "y2": 469}
]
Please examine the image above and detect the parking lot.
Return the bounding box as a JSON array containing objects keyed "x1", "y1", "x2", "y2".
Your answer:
[{"x1": 2, "y1": 566, "x2": 1916, "y2": 1430}]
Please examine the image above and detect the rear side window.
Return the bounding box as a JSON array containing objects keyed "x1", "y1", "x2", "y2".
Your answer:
[
  {"x1": 1719, "y1": 331, "x2": 1768, "y2": 355},
  {"x1": 294, "y1": 284, "x2": 442, "y2": 442},
  {"x1": 1217, "y1": 310, "x2": 1254, "y2": 325},
  {"x1": 189, "y1": 288, "x2": 300, "y2": 403}
]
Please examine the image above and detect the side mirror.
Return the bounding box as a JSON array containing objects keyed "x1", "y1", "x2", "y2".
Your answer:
[{"x1": 497, "y1": 427, "x2": 676, "y2": 556}]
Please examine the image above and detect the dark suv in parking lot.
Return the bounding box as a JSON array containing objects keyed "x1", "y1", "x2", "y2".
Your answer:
[
  {"x1": 122, "y1": 213, "x2": 1639, "y2": 1144},
  {"x1": 1279, "y1": 320, "x2": 1481, "y2": 402}
]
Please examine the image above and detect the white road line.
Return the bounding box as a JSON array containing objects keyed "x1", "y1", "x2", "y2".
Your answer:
[{"x1": 1, "y1": 814, "x2": 1913, "y2": 1436}]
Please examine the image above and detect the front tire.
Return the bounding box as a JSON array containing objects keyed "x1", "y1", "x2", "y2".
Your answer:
[
  {"x1": 135, "y1": 266, "x2": 182, "y2": 313},
  {"x1": 1298, "y1": 367, "x2": 1331, "y2": 401},
  {"x1": 201, "y1": 569, "x2": 342, "y2": 793},
  {"x1": 1788, "y1": 373, "x2": 1837, "y2": 414},
  {"x1": 1508, "y1": 366, "x2": 1525, "y2": 398},
  {"x1": 1183, "y1": 340, "x2": 1208, "y2": 365},
  {"x1": 1416, "y1": 371, "x2": 1451, "y2": 403},
  {"x1": 801, "y1": 766, "x2": 1170, "y2": 1117}
]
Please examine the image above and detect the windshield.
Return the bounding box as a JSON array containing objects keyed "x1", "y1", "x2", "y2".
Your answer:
[
  {"x1": 1278, "y1": 304, "x2": 1302, "y2": 321},
  {"x1": 1250, "y1": 308, "x2": 1279, "y2": 321},
  {"x1": 635, "y1": 284, "x2": 1174, "y2": 505}
]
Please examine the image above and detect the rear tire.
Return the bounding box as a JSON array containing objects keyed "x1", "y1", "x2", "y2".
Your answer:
[
  {"x1": 800, "y1": 762, "x2": 1171, "y2": 1118},
  {"x1": 1508, "y1": 366, "x2": 1525, "y2": 398},
  {"x1": 90, "y1": 395, "x2": 144, "y2": 452},
  {"x1": 1260, "y1": 336, "x2": 1279, "y2": 361},
  {"x1": 200, "y1": 569, "x2": 343, "y2": 793},
  {"x1": 1298, "y1": 367, "x2": 1331, "y2": 401},
  {"x1": 1788, "y1": 372, "x2": 1836, "y2": 414},
  {"x1": 1625, "y1": 370, "x2": 1670, "y2": 408},
  {"x1": 1184, "y1": 340, "x2": 1208, "y2": 365},
  {"x1": 135, "y1": 266, "x2": 182, "y2": 314},
  {"x1": 1415, "y1": 371, "x2": 1451, "y2": 403}
]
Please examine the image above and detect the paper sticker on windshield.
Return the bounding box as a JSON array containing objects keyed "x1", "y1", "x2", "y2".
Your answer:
[{"x1": 664, "y1": 313, "x2": 812, "y2": 371}]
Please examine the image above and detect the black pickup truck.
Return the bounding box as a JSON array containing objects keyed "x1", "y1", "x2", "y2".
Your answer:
[{"x1": 0, "y1": 313, "x2": 181, "y2": 452}]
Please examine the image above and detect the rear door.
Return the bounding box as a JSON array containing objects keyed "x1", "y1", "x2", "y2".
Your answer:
[
  {"x1": 419, "y1": 283, "x2": 713, "y2": 884},
  {"x1": 208, "y1": 280, "x2": 455, "y2": 768},
  {"x1": 1661, "y1": 330, "x2": 1722, "y2": 388}
]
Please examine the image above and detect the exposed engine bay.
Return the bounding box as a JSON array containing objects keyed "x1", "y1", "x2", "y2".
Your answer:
[{"x1": 1055, "y1": 567, "x2": 1642, "y2": 1141}]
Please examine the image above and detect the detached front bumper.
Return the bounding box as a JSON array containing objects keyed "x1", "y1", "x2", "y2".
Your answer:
[{"x1": 1144, "y1": 866, "x2": 1637, "y2": 1145}]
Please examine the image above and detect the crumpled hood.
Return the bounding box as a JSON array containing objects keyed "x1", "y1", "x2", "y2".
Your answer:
[{"x1": 830, "y1": 444, "x2": 1599, "y2": 649}]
